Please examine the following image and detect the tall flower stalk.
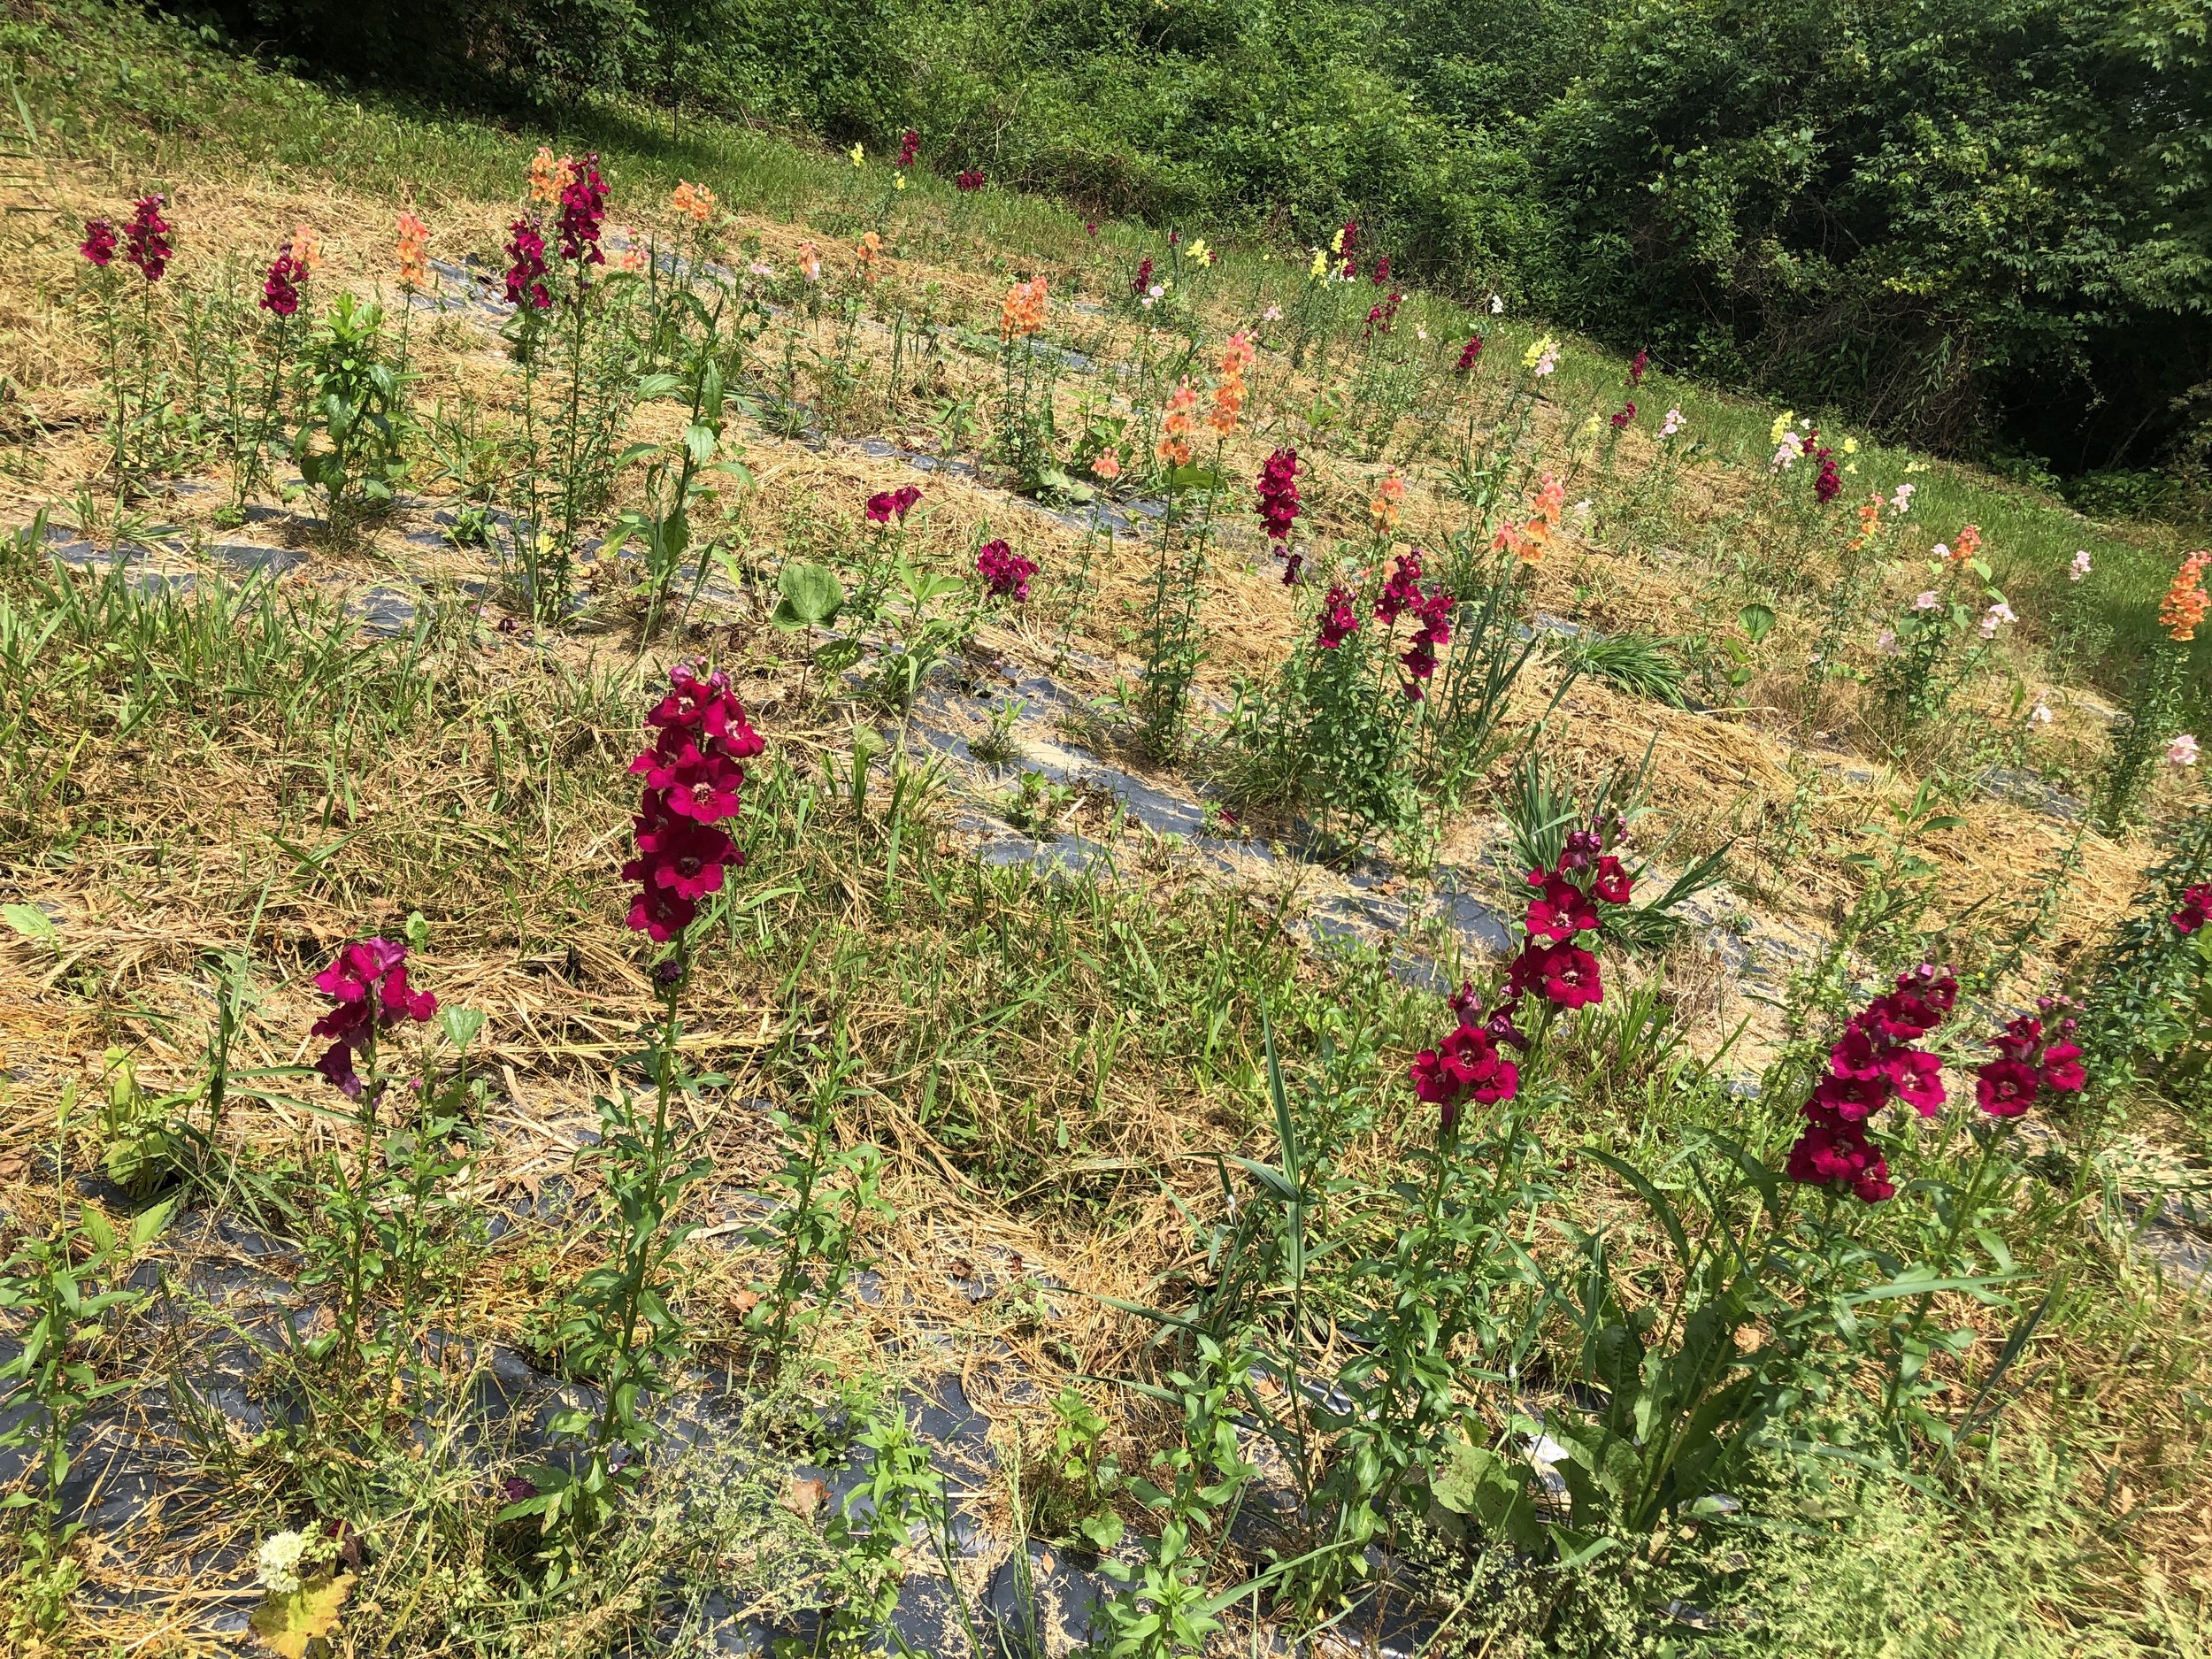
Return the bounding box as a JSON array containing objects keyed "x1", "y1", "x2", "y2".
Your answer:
[
  {"x1": 2100, "y1": 549, "x2": 2208, "y2": 831},
  {"x1": 505, "y1": 664, "x2": 762, "y2": 1576}
]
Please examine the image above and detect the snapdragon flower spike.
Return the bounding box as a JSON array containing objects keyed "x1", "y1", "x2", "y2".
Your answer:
[
  {"x1": 623, "y1": 664, "x2": 764, "y2": 943},
  {"x1": 81, "y1": 219, "x2": 119, "y2": 267},
  {"x1": 1814, "y1": 447, "x2": 1841, "y2": 504},
  {"x1": 896, "y1": 128, "x2": 921, "y2": 168},
  {"x1": 1455, "y1": 334, "x2": 1483, "y2": 373},
  {"x1": 1610, "y1": 401, "x2": 1636, "y2": 430},
  {"x1": 865, "y1": 483, "x2": 922, "y2": 525},
  {"x1": 124, "y1": 194, "x2": 172, "y2": 281},
  {"x1": 1627, "y1": 348, "x2": 1648, "y2": 386},
  {"x1": 1316, "y1": 585, "x2": 1361, "y2": 649},
  {"x1": 1786, "y1": 965, "x2": 1957, "y2": 1204},
  {"x1": 505, "y1": 219, "x2": 552, "y2": 309},
  {"x1": 975, "y1": 538, "x2": 1038, "y2": 602},
  {"x1": 956, "y1": 168, "x2": 986, "y2": 192},
  {"x1": 1399, "y1": 588, "x2": 1453, "y2": 699},
  {"x1": 310, "y1": 938, "x2": 438, "y2": 1098},
  {"x1": 1409, "y1": 1019, "x2": 1519, "y2": 1133},
  {"x1": 556, "y1": 153, "x2": 610, "y2": 265},
  {"x1": 261, "y1": 245, "x2": 308, "y2": 317},
  {"x1": 1375, "y1": 551, "x2": 1425, "y2": 626},
  {"x1": 1499, "y1": 830, "x2": 1635, "y2": 1010},
  {"x1": 1130, "y1": 257, "x2": 1154, "y2": 298},
  {"x1": 1256, "y1": 448, "x2": 1301, "y2": 543},
  {"x1": 2173, "y1": 882, "x2": 2212, "y2": 935}
]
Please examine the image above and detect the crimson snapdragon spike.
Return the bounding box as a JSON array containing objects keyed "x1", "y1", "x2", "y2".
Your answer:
[
  {"x1": 1316, "y1": 584, "x2": 1361, "y2": 649},
  {"x1": 1610, "y1": 401, "x2": 1636, "y2": 431},
  {"x1": 1455, "y1": 334, "x2": 1483, "y2": 373},
  {"x1": 1975, "y1": 997, "x2": 2085, "y2": 1118},
  {"x1": 1628, "y1": 348, "x2": 1648, "y2": 386},
  {"x1": 621, "y1": 664, "x2": 765, "y2": 943},
  {"x1": 956, "y1": 168, "x2": 987, "y2": 192},
  {"x1": 1409, "y1": 981, "x2": 1520, "y2": 1134},
  {"x1": 1813, "y1": 445, "x2": 1840, "y2": 504},
  {"x1": 1375, "y1": 550, "x2": 1425, "y2": 625},
  {"x1": 80, "y1": 219, "x2": 119, "y2": 267},
  {"x1": 896, "y1": 128, "x2": 921, "y2": 168},
  {"x1": 1130, "y1": 257, "x2": 1154, "y2": 298},
  {"x1": 1399, "y1": 589, "x2": 1453, "y2": 699},
  {"x1": 311, "y1": 938, "x2": 438, "y2": 1098},
  {"x1": 505, "y1": 219, "x2": 552, "y2": 309},
  {"x1": 975, "y1": 538, "x2": 1038, "y2": 602},
  {"x1": 556, "y1": 153, "x2": 610, "y2": 265},
  {"x1": 262, "y1": 244, "x2": 308, "y2": 317},
  {"x1": 1500, "y1": 822, "x2": 1634, "y2": 1014},
  {"x1": 1785, "y1": 964, "x2": 1958, "y2": 1204},
  {"x1": 1256, "y1": 448, "x2": 1302, "y2": 584},
  {"x1": 1363, "y1": 291, "x2": 1402, "y2": 338},
  {"x1": 124, "y1": 194, "x2": 172, "y2": 282},
  {"x1": 865, "y1": 483, "x2": 922, "y2": 525},
  {"x1": 1371, "y1": 254, "x2": 1391, "y2": 287}
]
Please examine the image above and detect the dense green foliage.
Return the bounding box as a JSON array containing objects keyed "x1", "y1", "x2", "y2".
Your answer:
[{"x1": 211, "y1": 0, "x2": 2212, "y2": 479}]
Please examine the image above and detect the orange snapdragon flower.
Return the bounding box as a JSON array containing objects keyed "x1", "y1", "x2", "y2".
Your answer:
[
  {"x1": 856, "y1": 230, "x2": 883, "y2": 282},
  {"x1": 672, "y1": 180, "x2": 715, "y2": 223},
  {"x1": 1208, "y1": 329, "x2": 1255, "y2": 434},
  {"x1": 1000, "y1": 275, "x2": 1048, "y2": 340},
  {"x1": 396, "y1": 211, "x2": 430, "y2": 289},
  {"x1": 2162, "y1": 550, "x2": 2212, "y2": 641},
  {"x1": 1369, "y1": 471, "x2": 1407, "y2": 536},
  {"x1": 1848, "y1": 494, "x2": 1882, "y2": 552},
  {"x1": 289, "y1": 225, "x2": 322, "y2": 273},
  {"x1": 1490, "y1": 472, "x2": 1566, "y2": 564},
  {"x1": 529, "y1": 147, "x2": 579, "y2": 205},
  {"x1": 1947, "y1": 524, "x2": 1982, "y2": 564},
  {"x1": 1156, "y1": 380, "x2": 1199, "y2": 467}
]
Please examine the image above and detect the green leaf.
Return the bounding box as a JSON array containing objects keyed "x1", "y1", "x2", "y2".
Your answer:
[
  {"x1": 1587, "y1": 1148, "x2": 1691, "y2": 1268},
  {"x1": 439, "y1": 1007, "x2": 485, "y2": 1051},
  {"x1": 1164, "y1": 464, "x2": 1225, "y2": 494},
  {"x1": 1737, "y1": 603, "x2": 1776, "y2": 644},
  {"x1": 2, "y1": 902, "x2": 56, "y2": 941},
  {"x1": 771, "y1": 562, "x2": 845, "y2": 629}
]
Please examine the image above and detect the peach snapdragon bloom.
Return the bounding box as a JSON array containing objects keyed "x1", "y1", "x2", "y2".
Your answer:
[
  {"x1": 1491, "y1": 472, "x2": 1566, "y2": 564},
  {"x1": 797, "y1": 242, "x2": 822, "y2": 282},
  {"x1": 396, "y1": 211, "x2": 430, "y2": 289},
  {"x1": 529, "y1": 147, "x2": 579, "y2": 205},
  {"x1": 1369, "y1": 471, "x2": 1407, "y2": 536},
  {"x1": 1000, "y1": 275, "x2": 1048, "y2": 340},
  {"x1": 1946, "y1": 524, "x2": 1982, "y2": 564},
  {"x1": 1208, "y1": 330, "x2": 1255, "y2": 435},
  {"x1": 2161, "y1": 550, "x2": 2211, "y2": 641},
  {"x1": 672, "y1": 180, "x2": 715, "y2": 223},
  {"x1": 288, "y1": 225, "x2": 322, "y2": 273},
  {"x1": 1156, "y1": 380, "x2": 1200, "y2": 467},
  {"x1": 856, "y1": 230, "x2": 883, "y2": 283}
]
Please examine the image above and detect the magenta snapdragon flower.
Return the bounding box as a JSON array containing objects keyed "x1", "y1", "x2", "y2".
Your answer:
[
  {"x1": 124, "y1": 195, "x2": 172, "y2": 282},
  {"x1": 976, "y1": 538, "x2": 1038, "y2": 601},
  {"x1": 311, "y1": 938, "x2": 438, "y2": 1098},
  {"x1": 865, "y1": 483, "x2": 922, "y2": 525},
  {"x1": 505, "y1": 219, "x2": 552, "y2": 309},
  {"x1": 622, "y1": 664, "x2": 765, "y2": 943},
  {"x1": 81, "y1": 219, "x2": 119, "y2": 267}
]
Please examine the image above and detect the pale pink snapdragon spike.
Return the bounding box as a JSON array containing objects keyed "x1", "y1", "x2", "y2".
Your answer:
[
  {"x1": 2070, "y1": 549, "x2": 2092, "y2": 581},
  {"x1": 2171, "y1": 733, "x2": 2201, "y2": 768},
  {"x1": 1889, "y1": 482, "x2": 1916, "y2": 515}
]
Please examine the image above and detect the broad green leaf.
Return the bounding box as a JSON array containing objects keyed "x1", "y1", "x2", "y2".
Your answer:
[
  {"x1": 2, "y1": 902, "x2": 56, "y2": 941},
  {"x1": 1738, "y1": 602, "x2": 1776, "y2": 643},
  {"x1": 772, "y1": 562, "x2": 844, "y2": 629}
]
